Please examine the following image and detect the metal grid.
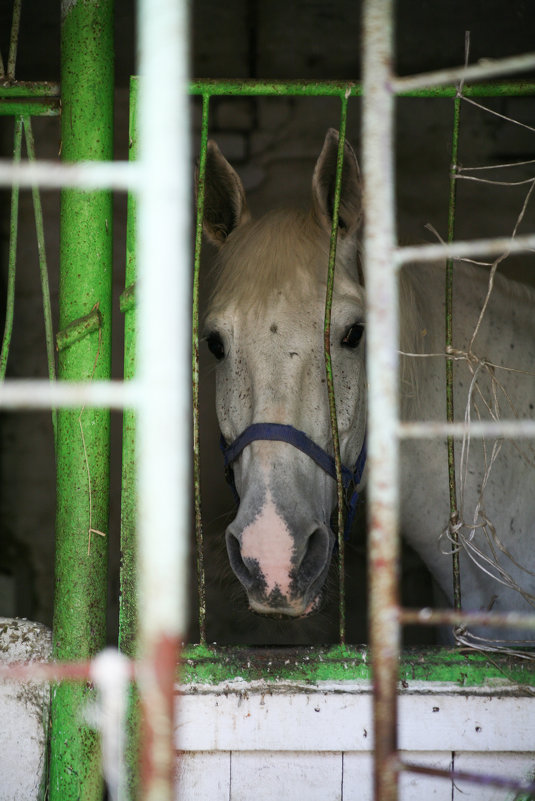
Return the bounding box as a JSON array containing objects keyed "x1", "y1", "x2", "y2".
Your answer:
[
  {"x1": 0, "y1": 0, "x2": 534, "y2": 799},
  {"x1": 362, "y1": 1, "x2": 535, "y2": 799}
]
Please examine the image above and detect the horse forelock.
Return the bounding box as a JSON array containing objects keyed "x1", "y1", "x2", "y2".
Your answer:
[{"x1": 205, "y1": 207, "x2": 359, "y2": 319}]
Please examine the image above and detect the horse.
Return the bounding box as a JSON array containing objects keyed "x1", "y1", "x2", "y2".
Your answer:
[{"x1": 200, "y1": 128, "x2": 535, "y2": 645}]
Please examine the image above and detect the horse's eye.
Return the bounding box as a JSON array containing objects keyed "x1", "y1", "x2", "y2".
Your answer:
[
  {"x1": 206, "y1": 331, "x2": 225, "y2": 360},
  {"x1": 341, "y1": 323, "x2": 364, "y2": 349}
]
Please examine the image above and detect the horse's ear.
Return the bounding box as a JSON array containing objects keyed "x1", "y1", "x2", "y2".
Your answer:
[
  {"x1": 197, "y1": 141, "x2": 251, "y2": 247},
  {"x1": 312, "y1": 128, "x2": 361, "y2": 236}
]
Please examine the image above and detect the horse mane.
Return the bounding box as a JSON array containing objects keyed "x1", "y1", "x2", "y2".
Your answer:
[{"x1": 205, "y1": 207, "x2": 358, "y2": 318}]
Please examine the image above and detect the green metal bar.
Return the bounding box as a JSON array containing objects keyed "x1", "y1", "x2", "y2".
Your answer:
[
  {"x1": 7, "y1": 0, "x2": 22, "y2": 80},
  {"x1": 192, "y1": 93, "x2": 210, "y2": 645},
  {"x1": 0, "y1": 78, "x2": 61, "y2": 116},
  {"x1": 118, "y1": 75, "x2": 140, "y2": 801},
  {"x1": 445, "y1": 97, "x2": 463, "y2": 615},
  {"x1": 189, "y1": 79, "x2": 360, "y2": 97},
  {"x1": 0, "y1": 81, "x2": 61, "y2": 96},
  {"x1": 103, "y1": 78, "x2": 535, "y2": 102},
  {"x1": 324, "y1": 96, "x2": 350, "y2": 644},
  {"x1": 23, "y1": 115, "x2": 58, "y2": 445},
  {"x1": 0, "y1": 116, "x2": 22, "y2": 380},
  {"x1": 50, "y1": 2, "x2": 114, "y2": 801},
  {"x1": 119, "y1": 77, "x2": 139, "y2": 660},
  {"x1": 188, "y1": 78, "x2": 535, "y2": 98},
  {"x1": 0, "y1": 99, "x2": 60, "y2": 116}
]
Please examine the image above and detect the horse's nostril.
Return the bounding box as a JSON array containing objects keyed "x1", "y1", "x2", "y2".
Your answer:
[
  {"x1": 298, "y1": 526, "x2": 331, "y2": 585},
  {"x1": 225, "y1": 530, "x2": 255, "y2": 590}
]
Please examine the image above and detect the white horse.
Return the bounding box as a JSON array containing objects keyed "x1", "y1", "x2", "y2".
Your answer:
[{"x1": 201, "y1": 129, "x2": 535, "y2": 644}]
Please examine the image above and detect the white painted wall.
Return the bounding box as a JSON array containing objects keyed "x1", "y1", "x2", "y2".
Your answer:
[{"x1": 175, "y1": 679, "x2": 535, "y2": 801}]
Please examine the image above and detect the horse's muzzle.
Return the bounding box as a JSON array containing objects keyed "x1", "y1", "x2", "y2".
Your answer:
[{"x1": 225, "y1": 522, "x2": 333, "y2": 617}]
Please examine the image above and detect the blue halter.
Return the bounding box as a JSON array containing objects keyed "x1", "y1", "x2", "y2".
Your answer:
[{"x1": 220, "y1": 422, "x2": 367, "y2": 541}]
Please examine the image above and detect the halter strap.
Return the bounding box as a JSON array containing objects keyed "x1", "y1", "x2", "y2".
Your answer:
[{"x1": 220, "y1": 422, "x2": 366, "y2": 540}]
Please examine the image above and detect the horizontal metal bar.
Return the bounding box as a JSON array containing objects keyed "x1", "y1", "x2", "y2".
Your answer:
[
  {"x1": 0, "y1": 81, "x2": 60, "y2": 97},
  {"x1": 0, "y1": 75, "x2": 530, "y2": 115},
  {"x1": 0, "y1": 654, "x2": 137, "y2": 686},
  {"x1": 0, "y1": 79, "x2": 530, "y2": 122},
  {"x1": 393, "y1": 52, "x2": 535, "y2": 93},
  {"x1": 399, "y1": 419, "x2": 535, "y2": 439},
  {"x1": 0, "y1": 660, "x2": 93, "y2": 683},
  {"x1": 0, "y1": 379, "x2": 139, "y2": 409},
  {"x1": 397, "y1": 82, "x2": 535, "y2": 98},
  {"x1": 0, "y1": 657, "x2": 132, "y2": 683},
  {"x1": 188, "y1": 78, "x2": 535, "y2": 98},
  {"x1": 1, "y1": 75, "x2": 528, "y2": 104},
  {"x1": 395, "y1": 233, "x2": 535, "y2": 266},
  {"x1": 8, "y1": 168, "x2": 522, "y2": 250},
  {"x1": 400, "y1": 761, "x2": 535, "y2": 795},
  {"x1": 0, "y1": 159, "x2": 141, "y2": 190},
  {"x1": 189, "y1": 78, "x2": 362, "y2": 97},
  {"x1": 0, "y1": 99, "x2": 59, "y2": 116},
  {"x1": 401, "y1": 606, "x2": 535, "y2": 630}
]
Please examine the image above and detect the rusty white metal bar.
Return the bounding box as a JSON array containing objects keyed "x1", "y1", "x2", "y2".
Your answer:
[
  {"x1": 400, "y1": 419, "x2": 535, "y2": 439},
  {"x1": 362, "y1": 7, "x2": 535, "y2": 799},
  {"x1": 361, "y1": 1, "x2": 400, "y2": 800},
  {"x1": 393, "y1": 51, "x2": 535, "y2": 93},
  {"x1": 136, "y1": 0, "x2": 190, "y2": 799},
  {"x1": 0, "y1": 159, "x2": 141, "y2": 191},
  {"x1": 0, "y1": 657, "x2": 134, "y2": 683},
  {"x1": 0, "y1": 379, "x2": 140, "y2": 409},
  {"x1": 401, "y1": 607, "x2": 535, "y2": 630},
  {"x1": 395, "y1": 233, "x2": 535, "y2": 267}
]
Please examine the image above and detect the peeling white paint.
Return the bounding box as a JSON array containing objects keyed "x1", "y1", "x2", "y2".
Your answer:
[{"x1": 0, "y1": 618, "x2": 52, "y2": 801}]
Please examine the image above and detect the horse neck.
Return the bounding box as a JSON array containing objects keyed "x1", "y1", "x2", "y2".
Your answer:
[{"x1": 398, "y1": 264, "x2": 446, "y2": 419}]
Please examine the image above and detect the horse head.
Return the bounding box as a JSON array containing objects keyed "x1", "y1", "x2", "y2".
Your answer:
[{"x1": 201, "y1": 129, "x2": 367, "y2": 617}]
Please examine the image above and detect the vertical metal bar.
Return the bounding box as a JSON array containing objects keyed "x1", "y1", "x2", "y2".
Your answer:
[
  {"x1": 361, "y1": 2, "x2": 400, "y2": 801},
  {"x1": 7, "y1": 0, "x2": 22, "y2": 80},
  {"x1": 445, "y1": 96, "x2": 463, "y2": 613},
  {"x1": 120, "y1": 76, "x2": 140, "y2": 662},
  {"x1": 0, "y1": 116, "x2": 22, "y2": 379},
  {"x1": 192, "y1": 93, "x2": 210, "y2": 645},
  {"x1": 119, "y1": 75, "x2": 141, "y2": 801},
  {"x1": 323, "y1": 94, "x2": 350, "y2": 644},
  {"x1": 136, "y1": 0, "x2": 190, "y2": 798},
  {"x1": 50, "y1": 2, "x2": 114, "y2": 800},
  {"x1": 22, "y1": 115, "x2": 58, "y2": 445}
]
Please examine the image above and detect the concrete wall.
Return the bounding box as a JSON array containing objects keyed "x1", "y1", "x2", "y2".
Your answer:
[{"x1": 0, "y1": 618, "x2": 52, "y2": 801}]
